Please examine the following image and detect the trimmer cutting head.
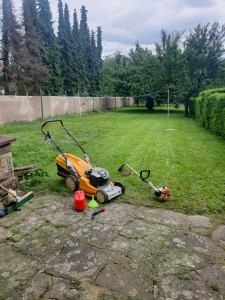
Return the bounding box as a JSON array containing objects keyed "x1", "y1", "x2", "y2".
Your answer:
[{"x1": 118, "y1": 164, "x2": 131, "y2": 176}]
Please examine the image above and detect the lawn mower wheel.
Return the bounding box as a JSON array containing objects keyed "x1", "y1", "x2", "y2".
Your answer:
[{"x1": 65, "y1": 174, "x2": 79, "y2": 192}]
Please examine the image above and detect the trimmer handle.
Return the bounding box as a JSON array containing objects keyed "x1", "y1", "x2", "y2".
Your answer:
[
  {"x1": 140, "y1": 170, "x2": 150, "y2": 181},
  {"x1": 41, "y1": 119, "x2": 64, "y2": 136}
]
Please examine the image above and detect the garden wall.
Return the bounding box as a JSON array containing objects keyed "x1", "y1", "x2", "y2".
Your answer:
[
  {"x1": 0, "y1": 95, "x2": 134, "y2": 125},
  {"x1": 189, "y1": 88, "x2": 225, "y2": 138}
]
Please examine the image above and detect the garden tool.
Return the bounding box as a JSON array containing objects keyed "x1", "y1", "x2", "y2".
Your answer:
[
  {"x1": 0, "y1": 184, "x2": 34, "y2": 216},
  {"x1": 118, "y1": 163, "x2": 170, "y2": 202}
]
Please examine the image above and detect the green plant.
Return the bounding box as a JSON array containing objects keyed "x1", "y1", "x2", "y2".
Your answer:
[
  {"x1": 22, "y1": 168, "x2": 49, "y2": 189},
  {"x1": 10, "y1": 228, "x2": 21, "y2": 234},
  {"x1": 210, "y1": 284, "x2": 220, "y2": 292},
  {"x1": 190, "y1": 88, "x2": 225, "y2": 138}
]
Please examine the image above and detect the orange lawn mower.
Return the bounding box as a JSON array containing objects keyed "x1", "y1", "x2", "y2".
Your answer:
[
  {"x1": 118, "y1": 163, "x2": 170, "y2": 202},
  {"x1": 41, "y1": 119, "x2": 125, "y2": 203}
]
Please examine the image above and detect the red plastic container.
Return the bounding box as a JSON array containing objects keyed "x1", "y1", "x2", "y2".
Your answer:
[{"x1": 74, "y1": 190, "x2": 86, "y2": 211}]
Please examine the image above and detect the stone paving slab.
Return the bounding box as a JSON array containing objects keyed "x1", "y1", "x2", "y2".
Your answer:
[
  {"x1": 212, "y1": 225, "x2": 225, "y2": 245},
  {"x1": 136, "y1": 207, "x2": 190, "y2": 229},
  {"x1": 0, "y1": 244, "x2": 41, "y2": 298},
  {"x1": 166, "y1": 230, "x2": 225, "y2": 258},
  {"x1": 68, "y1": 220, "x2": 122, "y2": 248},
  {"x1": 44, "y1": 240, "x2": 111, "y2": 280},
  {"x1": 14, "y1": 231, "x2": 69, "y2": 260},
  {"x1": 96, "y1": 253, "x2": 154, "y2": 300},
  {"x1": 187, "y1": 215, "x2": 213, "y2": 232},
  {"x1": 156, "y1": 272, "x2": 222, "y2": 300},
  {"x1": 0, "y1": 193, "x2": 224, "y2": 300},
  {"x1": 154, "y1": 249, "x2": 214, "y2": 277},
  {"x1": 89, "y1": 202, "x2": 137, "y2": 225},
  {"x1": 196, "y1": 264, "x2": 225, "y2": 295}
]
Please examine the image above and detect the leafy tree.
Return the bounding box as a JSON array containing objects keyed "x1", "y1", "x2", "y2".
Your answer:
[
  {"x1": 101, "y1": 52, "x2": 131, "y2": 96},
  {"x1": 128, "y1": 42, "x2": 160, "y2": 96},
  {"x1": 181, "y1": 23, "x2": 225, "y2": 116},
  {"x1": 155, "y1": 29, "x2": 184, "y2": 100}
]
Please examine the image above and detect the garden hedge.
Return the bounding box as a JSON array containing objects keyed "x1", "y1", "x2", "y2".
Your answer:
[{"x1": 189, "y1": 88, "x2": 225, "y2": 138}]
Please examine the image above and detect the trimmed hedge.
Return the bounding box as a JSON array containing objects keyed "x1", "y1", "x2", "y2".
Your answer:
[{"x1": 189, "y1": 88, "x2": 225, "y2": 138}]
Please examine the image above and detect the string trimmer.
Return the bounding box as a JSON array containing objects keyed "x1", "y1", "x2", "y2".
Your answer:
[{"x1": 118, "y1": 163, "x2": 170, "y2": 202}]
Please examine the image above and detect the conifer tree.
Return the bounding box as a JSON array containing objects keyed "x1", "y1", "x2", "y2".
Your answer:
[
  {"x1": 79, "y1": 5, "x2": 91, "y2": 90},
  {"x1": 57, "y1": 0, "x2": 64, "y2": 46},
  {"x1": 89, "y1": 30, "x2": 97, "y2": 90},
  {"x1": 72, "y1": 9, "x2": 85, "y2": 92},
  {"x1": 95, "y1": 26, "x2": 103, "y2": 92},
  {"x1": 1, "y1": 0, "x2": 28, "y2": 94},
  {"x1": 26, "y1": 0, "x2": 39, "y2": 27},
  {"x1": 37, "y1": 0, "x2": 63, "y2": 95},
  {"x1": 1, "y1": 0, "x2": 13, "y2": 94},
  {"x1": 57, "y1": 1, "x2": 74, "y2": 95},
  {"x1": 96, "y1": 26, "x2": 103, "y2": 70},
  {"x1": 21, "y1": 0, "x2": 49, "y2": 95}
]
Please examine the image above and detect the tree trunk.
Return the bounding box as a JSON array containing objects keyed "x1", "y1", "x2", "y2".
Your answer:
[{"x1": 184, "y1": 98, "x2": 189, "y2": 117}]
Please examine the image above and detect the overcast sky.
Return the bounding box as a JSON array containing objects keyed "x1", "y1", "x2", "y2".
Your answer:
[{"x1": 14, "y1": 0, "x2": 225, "y2": 56}]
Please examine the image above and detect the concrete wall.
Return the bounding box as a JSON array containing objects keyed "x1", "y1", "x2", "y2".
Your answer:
[{"x1": 0, "y1": 95, "x2": 134, "y2": 125}]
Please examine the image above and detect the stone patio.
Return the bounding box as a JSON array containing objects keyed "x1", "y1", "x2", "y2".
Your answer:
[{"x1": 0, "y1": 194, "x2": 224, "y2": 299}]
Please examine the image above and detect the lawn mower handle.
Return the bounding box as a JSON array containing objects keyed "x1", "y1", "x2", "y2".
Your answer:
[
  {"x1": 41, "y1": 119, "x2": 92, "y2": 171},
  {"x1": 41, "y1": 119, "x2": 64, "y2": 136}
]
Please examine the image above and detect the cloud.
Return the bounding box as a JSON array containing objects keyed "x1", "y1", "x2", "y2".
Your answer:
[{"x1": 14, "y1": 0, "x2": 225, "y2": 55}]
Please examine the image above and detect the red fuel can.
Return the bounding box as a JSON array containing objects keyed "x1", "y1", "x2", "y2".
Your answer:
[{"x1": 74, "y1": 190, "x2": 86, "y2": 211}]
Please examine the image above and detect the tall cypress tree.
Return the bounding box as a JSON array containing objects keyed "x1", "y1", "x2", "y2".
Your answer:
[
  {"x1": 95, "y1": 26, "x2": 103, "y2": 92},
  {"x1": 57, "y1": 0, "x2": 64, "y2": 46},
  {"x1": 1, "y1": 0, "x2": 29, "y2": 95},
  {"x1": 37, "y1": 0, "x2": 63, "y2": 95},
  {"x1": 1, "y1": 0, "x2": 13, "y2": 94},
  {"x1": 21, "y1": 0, "x2": 49, "y2": 95},
  {"x1": 57, "y1": 2, "x2": 74, "y2": 95},
  {"x1": 79, "y1": 5, "x2": 91, "y2": 90},
  {"x1": 72, "y1": 9, "x2": 85, "y2": 92},
  {"x1": 96, "y1": 26, "x2": 103, "y2": 70},
  {"x1": 27, "y1": 0, "x2": 39, "y2": 27},
  {"x1": 90, "y1": 30, "x2": 97, "y2": 90}
]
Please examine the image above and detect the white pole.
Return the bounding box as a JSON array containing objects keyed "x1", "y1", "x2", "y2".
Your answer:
[
  {"x1": 78, "y1": 91, "x2": 81, "y2": 117},
  {"x1": 167, "y1": 89, "x2": 170, "y2": 120}
]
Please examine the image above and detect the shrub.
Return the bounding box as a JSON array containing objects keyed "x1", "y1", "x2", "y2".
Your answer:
[{"x1": 189, "y1": 88, "x2": 225, "y2": 138}]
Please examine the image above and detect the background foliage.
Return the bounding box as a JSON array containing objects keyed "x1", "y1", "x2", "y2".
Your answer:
[
  {"x1": 0, "y1": 0, "x2": 102, "y2": 96},
  {"x1": 189, "y1": 88, "x2": 225, "y2": 138}
]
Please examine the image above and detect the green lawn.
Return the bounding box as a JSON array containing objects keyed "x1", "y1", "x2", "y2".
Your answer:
[{"x1": 0, "y1": 104, "x2": 224, "y2": 218}]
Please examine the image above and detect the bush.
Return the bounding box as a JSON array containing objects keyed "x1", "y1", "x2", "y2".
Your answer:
[{"x1": 189, "y1": 88, "x2": 225, "y2": 138}]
